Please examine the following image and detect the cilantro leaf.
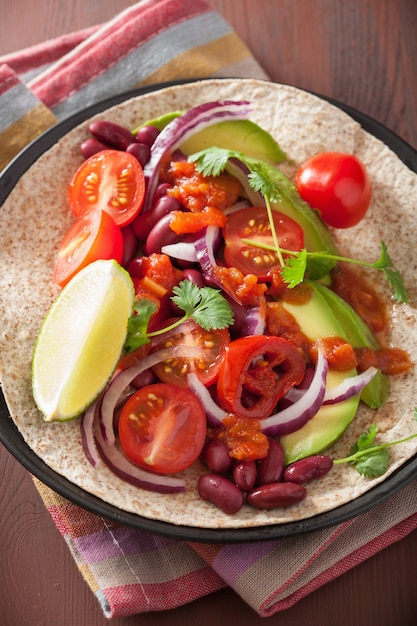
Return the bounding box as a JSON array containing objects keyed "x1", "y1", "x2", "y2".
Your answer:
[
  {"x1": 280, "y1": 249, "x2": 307, "y2": 287},
  {"x1": 171, "y1": 280, "x2": 234, "y2": 330},
  {"x1": 334, "y1": 420, "x2": 417, "y2": 479},
  {"x1": 123, "y1": 299, "x2": 157, "y2": 353}
]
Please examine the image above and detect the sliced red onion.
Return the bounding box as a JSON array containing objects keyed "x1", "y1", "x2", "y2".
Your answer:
[
  {"x1": 143, "y1": 100, "x2": 252, "y2": 213},
  {"x1": 80, "y1": 401, "x2": 101, "y2": 468},
  {"x1": 187, "y1": 372, "x2": 226, "y2": 427},
  {"x1": 225, "y1": 159, "x2": 265, "y2": 206},
  {"x1": 261, "y1": 349, "x2": 328, "y2": 437},
  {"x1": 323, "y1": 367, "x2": 378, "y2": 405},
  {"x1": 161, "y1": 240, "x2": 198, "y2": 262},
  {"x1": 222, "y1": 199, "x2": 251, "y2": 215},
  {"x1": 241, "y1": 303, "x2": 266, "y2": 336},
  {"x1": 92, "y1": 401, "x2": 185, "y2": 494},
  {"x1": 100, "y1": 345, "x2": 212, "y2": 445}
]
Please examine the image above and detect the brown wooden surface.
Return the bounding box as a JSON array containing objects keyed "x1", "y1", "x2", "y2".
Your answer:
[{"x1": 1, "y1": 1, "x2": 417, "y2": 624}]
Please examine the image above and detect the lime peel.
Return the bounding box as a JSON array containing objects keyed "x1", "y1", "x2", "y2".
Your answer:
[{"x1": 32, "y1": 259, "x2": 134, "y2": 422}]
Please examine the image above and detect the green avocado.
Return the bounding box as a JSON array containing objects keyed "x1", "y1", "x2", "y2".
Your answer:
[
  {"x1": 313, "y1": 282, "x2": 389, "y2": 409},
  {"x1": 133, "y1": 111, "x2": 183, "y2": 134},
  {"x1": 180, "y1": 119, "x2": 287, "y2": 164},
  {"x1": 279, "y1": 283, "x2": 360, "y2": 464}
]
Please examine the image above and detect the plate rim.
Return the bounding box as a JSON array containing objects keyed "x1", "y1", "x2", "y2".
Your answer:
[{"x1": 1, "y1": 78, "x2": 417, "y2": 543}]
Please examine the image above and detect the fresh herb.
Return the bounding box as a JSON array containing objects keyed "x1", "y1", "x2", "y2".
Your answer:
[
  {"x1": 333, "y1": 412, "x2": 417, "y2": 478},
  {"x1": 190, "y1": 147, "x2": 408, "y2": 303},
  {"x1": 245, "y1": 239, "x2": 408, "y2": 304},
  {"x1": 123, "y1": 280, "x2": 234, "y2": 353}
]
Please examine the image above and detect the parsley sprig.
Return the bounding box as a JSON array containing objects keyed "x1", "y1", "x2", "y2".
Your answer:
[
  {"x1": 333, "y1": 410, "x2": 417, "y2": 478},
  {"x1": 123, "y1": 280, "x2": 234, "y2": 353},
  {"x1": 190, "y1": 147, "x2": 408, "y2": 304}
]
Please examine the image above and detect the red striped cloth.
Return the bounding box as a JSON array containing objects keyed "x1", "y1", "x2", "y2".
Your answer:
[{"x1": 2, "y1": 0, "x2": 417, "y2": 619}]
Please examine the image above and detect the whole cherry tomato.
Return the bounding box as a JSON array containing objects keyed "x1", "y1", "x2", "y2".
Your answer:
[{"x1": 296, "y1": 152, "x2": 372, "y2": 228}]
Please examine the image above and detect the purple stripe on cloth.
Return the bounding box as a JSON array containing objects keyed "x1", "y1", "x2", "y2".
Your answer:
[
  {"x1": 212, "y1": 540, "x2": 278, "y2": 586},
  {"x1": 74, "y1": 527, "x2": 177, "y2": 563}
]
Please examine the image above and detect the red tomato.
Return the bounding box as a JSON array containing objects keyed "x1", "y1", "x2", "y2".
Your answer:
[
  {"x1": 217, "y1": 335, "x2": 306, "y2": 419},
  {"x1": 151, "y1": 319, "x2": 230, "y2": 387},
  {"x1": 52, "y1": 210, "x2": 124, "y2": 287},
  {"x1": 223, "y1": 207, "x2": 304, "y2": 281},
  {"x1": 118, "y1": 383, "x2": 207, "y2": 474},
  {"x1": 68, "y1": 150, "x2": 145, "y2": 227},
  {"x1": 295, "y1": 152, "x2": 372, "y2": 228}
]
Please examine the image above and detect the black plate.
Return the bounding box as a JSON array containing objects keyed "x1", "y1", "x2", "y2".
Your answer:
[{"x1": 1, "y1": 80, "x2": 417, "y2": 543}]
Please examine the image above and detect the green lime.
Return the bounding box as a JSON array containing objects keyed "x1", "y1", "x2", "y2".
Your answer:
[{"x1": 32, "y1": 259, "x2": 134, "y2": 422}]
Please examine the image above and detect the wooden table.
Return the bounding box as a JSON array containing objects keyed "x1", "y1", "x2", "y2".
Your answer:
[{"x1": 1, "y1": 1, "x2": 417, "y2": 624}]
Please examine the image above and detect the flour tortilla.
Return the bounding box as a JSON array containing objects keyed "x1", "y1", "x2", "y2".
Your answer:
[{"x1": 1, "y1": 79, "x2": 416, "y2": 530}]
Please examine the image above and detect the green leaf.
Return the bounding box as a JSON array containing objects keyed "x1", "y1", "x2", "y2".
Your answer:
[
  {"x1": 172, "y1": 281, "x2": 234, "y2": 331},
  {"x1": 123, "y1": 298, "x2": 156, "y2": 353},
  {"x1": 280, "y1": 249, "x2": 307, "y2": 287}
]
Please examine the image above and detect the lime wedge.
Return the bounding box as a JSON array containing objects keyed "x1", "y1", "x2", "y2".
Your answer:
[{"x1": 32, "y1": 259, "x2": 134, "y2": 422}]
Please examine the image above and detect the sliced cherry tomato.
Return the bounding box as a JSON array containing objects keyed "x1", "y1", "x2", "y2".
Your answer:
[
  {"x1": 217, "y1": 335, "x2": 306, "y2": 419},
  {"x1": 223, "y1": 207, "x2": 304, "y2": 281},
  {"x1": 68, "y1": 150, "x2": 145, "y2": 227},
  {"x1": 151, "y1": 318, "x2": 230, "y2": 387},
  {"x1": 52, "y1": 210, "x2": 123, "y2": 287},
  {"x1": 296, "y1": 152, "x2": 372, "y2": 229},
  {"x1": 118, "y1": 383, "x2": 206, "y2": 474}
]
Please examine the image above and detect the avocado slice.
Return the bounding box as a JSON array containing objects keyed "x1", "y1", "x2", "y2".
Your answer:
[
  {"x1": 133, "y1": 111, "x2": 183, "y2": 134},
  {"x1": 313, "y1": 282, "x2": 389, "y2": 408},
  {"x1": 180, "y1": 119, "x2": 287, "y2": 164},
  {"x1": 279, "y1": 283, "x2": 360, "y2": 464}
]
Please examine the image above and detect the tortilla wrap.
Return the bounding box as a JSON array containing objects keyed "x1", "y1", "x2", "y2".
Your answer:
[{"x1": 1, "y1": 78, "x2": 416, "y2": 530}]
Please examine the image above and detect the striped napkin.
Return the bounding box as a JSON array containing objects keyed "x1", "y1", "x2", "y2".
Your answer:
[{"x1": 1, "y1": 0, "x2": 417, "y2": 619}]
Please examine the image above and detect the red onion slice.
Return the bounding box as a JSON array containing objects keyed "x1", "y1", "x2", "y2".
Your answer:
[
  {"x1": 187, "y1": 372, "x2": 226, "y2": 427},
  {"x1": 80, "y1": 401, "x2": 101, "y2": 468},
  {"x1": 143, "y1": 100, "x2": 252, "y2": 212},
  {"x1": 161, "y1": 241, "x2": 198, "y2": 262},
  {"x1": 261, "y1": 349, "x2": 328, "y2": 437},
  {"x1": 323, "y1": 367, "x2": 378, "y2": 405},
  {"x1": 100, "y1": 345, "x2": 212, "y2": 445},
  {"x1": 92, "y1": 401, "x2": 185, "y2": 494}
]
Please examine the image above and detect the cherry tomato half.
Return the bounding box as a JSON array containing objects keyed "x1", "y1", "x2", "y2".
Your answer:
[
  {"x1": 295, "y1": 152, "x2": 372, "y2": 229},
  {"x1": 118, "y1": 383, "x2": 207, "y2": 474},
  {"x1": 223, "y1": 207, "x2": 304, "y2": 281},
  {"x1": 68, "y1": 150, "x2": 146, "y2": 227},
  {"x1": 52, "y1": 210, "x2": 124, "y2": 287},
  {"x1": 151, "y1": 318, "x2": 230, "y2": 387},
  {"x1": 217, "y1": 335, "x2": 306, "y2": 419}
]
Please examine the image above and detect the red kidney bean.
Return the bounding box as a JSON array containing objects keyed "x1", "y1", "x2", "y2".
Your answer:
[
  {"x1": 153, "y1": 183, "x2": 172, "y2": 202},
  {"x1": 88, "y1": 120, "x2": 137, "y2": 150},
  {"x1": 256, "y1": 439, "x2": 285, "y2": 486},
  {"x1": 80, "y1": 137, "x2": 110, "y2": 159},
  {"x1": 247, "y1": 482, "x2": 307, "y2": 509},
  {"x1": 126, "y1": 142, "x2": 151, "y2": 167},
  {"x1": 145, "y1": 212, "x2": 181, "y2": 255},
  {"x1": 131, "y1": 368, "x2": 156, "y2": 390},
  {"x1": 120, "y1": 224, "x2": 139, "y2": 268},
  {"x1": 181, "y1": 268, "x2": 205, "y2": 288},
  {"x1": 133, "y1": 195, "x2": 182, "y2": 241},
  {"x1": 233, "y1": 460, "x2": 257, "y2": 492},
  {"x1": 200, "y1": 440, "x2": 232, "y2": 474},
  {"x1": 198, "y1": 474, "x2": 244, "y2": 515},
  {"x1": 135, "y1": 124, "x2": 160, "y2": 147},
  {"x1": 283, "y1": 455, "x2": 334, "y2": 483}
]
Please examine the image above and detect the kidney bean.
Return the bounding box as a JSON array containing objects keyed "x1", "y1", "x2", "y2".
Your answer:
[
  {"x1": 256, "y1": 439, "x2": 285, "y2": 486},
  {"x1": 247, "y1": 482, "x2": 307, "y2": 509},
  {"x1": 233, "y1": 460, "x2": 257, "y2": 492},
  {"x1": 126, "y1": 142, "x2": 151, "y2": 167},
  {"x1": 198, "y1": 474, "x2": 244, "y2": 515},
  {"x1": 80, "y1": 137, "x2": 110, "y2": 159},
  {"x1": 135, "y1": 124, "x2": 160, "y2": 147},
  {"x1": 200, "y1": 440, "x2": 232, "y2": 474},
  {"x1": 283, "y1": 455, "x2": 334, "y2": 483},
  {"x1": 120, "y1": 224, "x2": 139, "y2": 268},
  {"x1": 131, "y1": 368, "x2": 156, "y2": 390},
  {"x1": 153, "y1": 183, "x2": 172, "y2": 202},
  {"x1": 145, "y1": 212, "x2": 181, "y2": 255},
  {"x1": 88, "y1": 120, "x2": 137, "y2": 150},
  {"x1": 182, "y1": 268, "x2": 206, "y2": 288},
  {"x1": 133, "y1": 195, "x2": 182, "y2": 241}
]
